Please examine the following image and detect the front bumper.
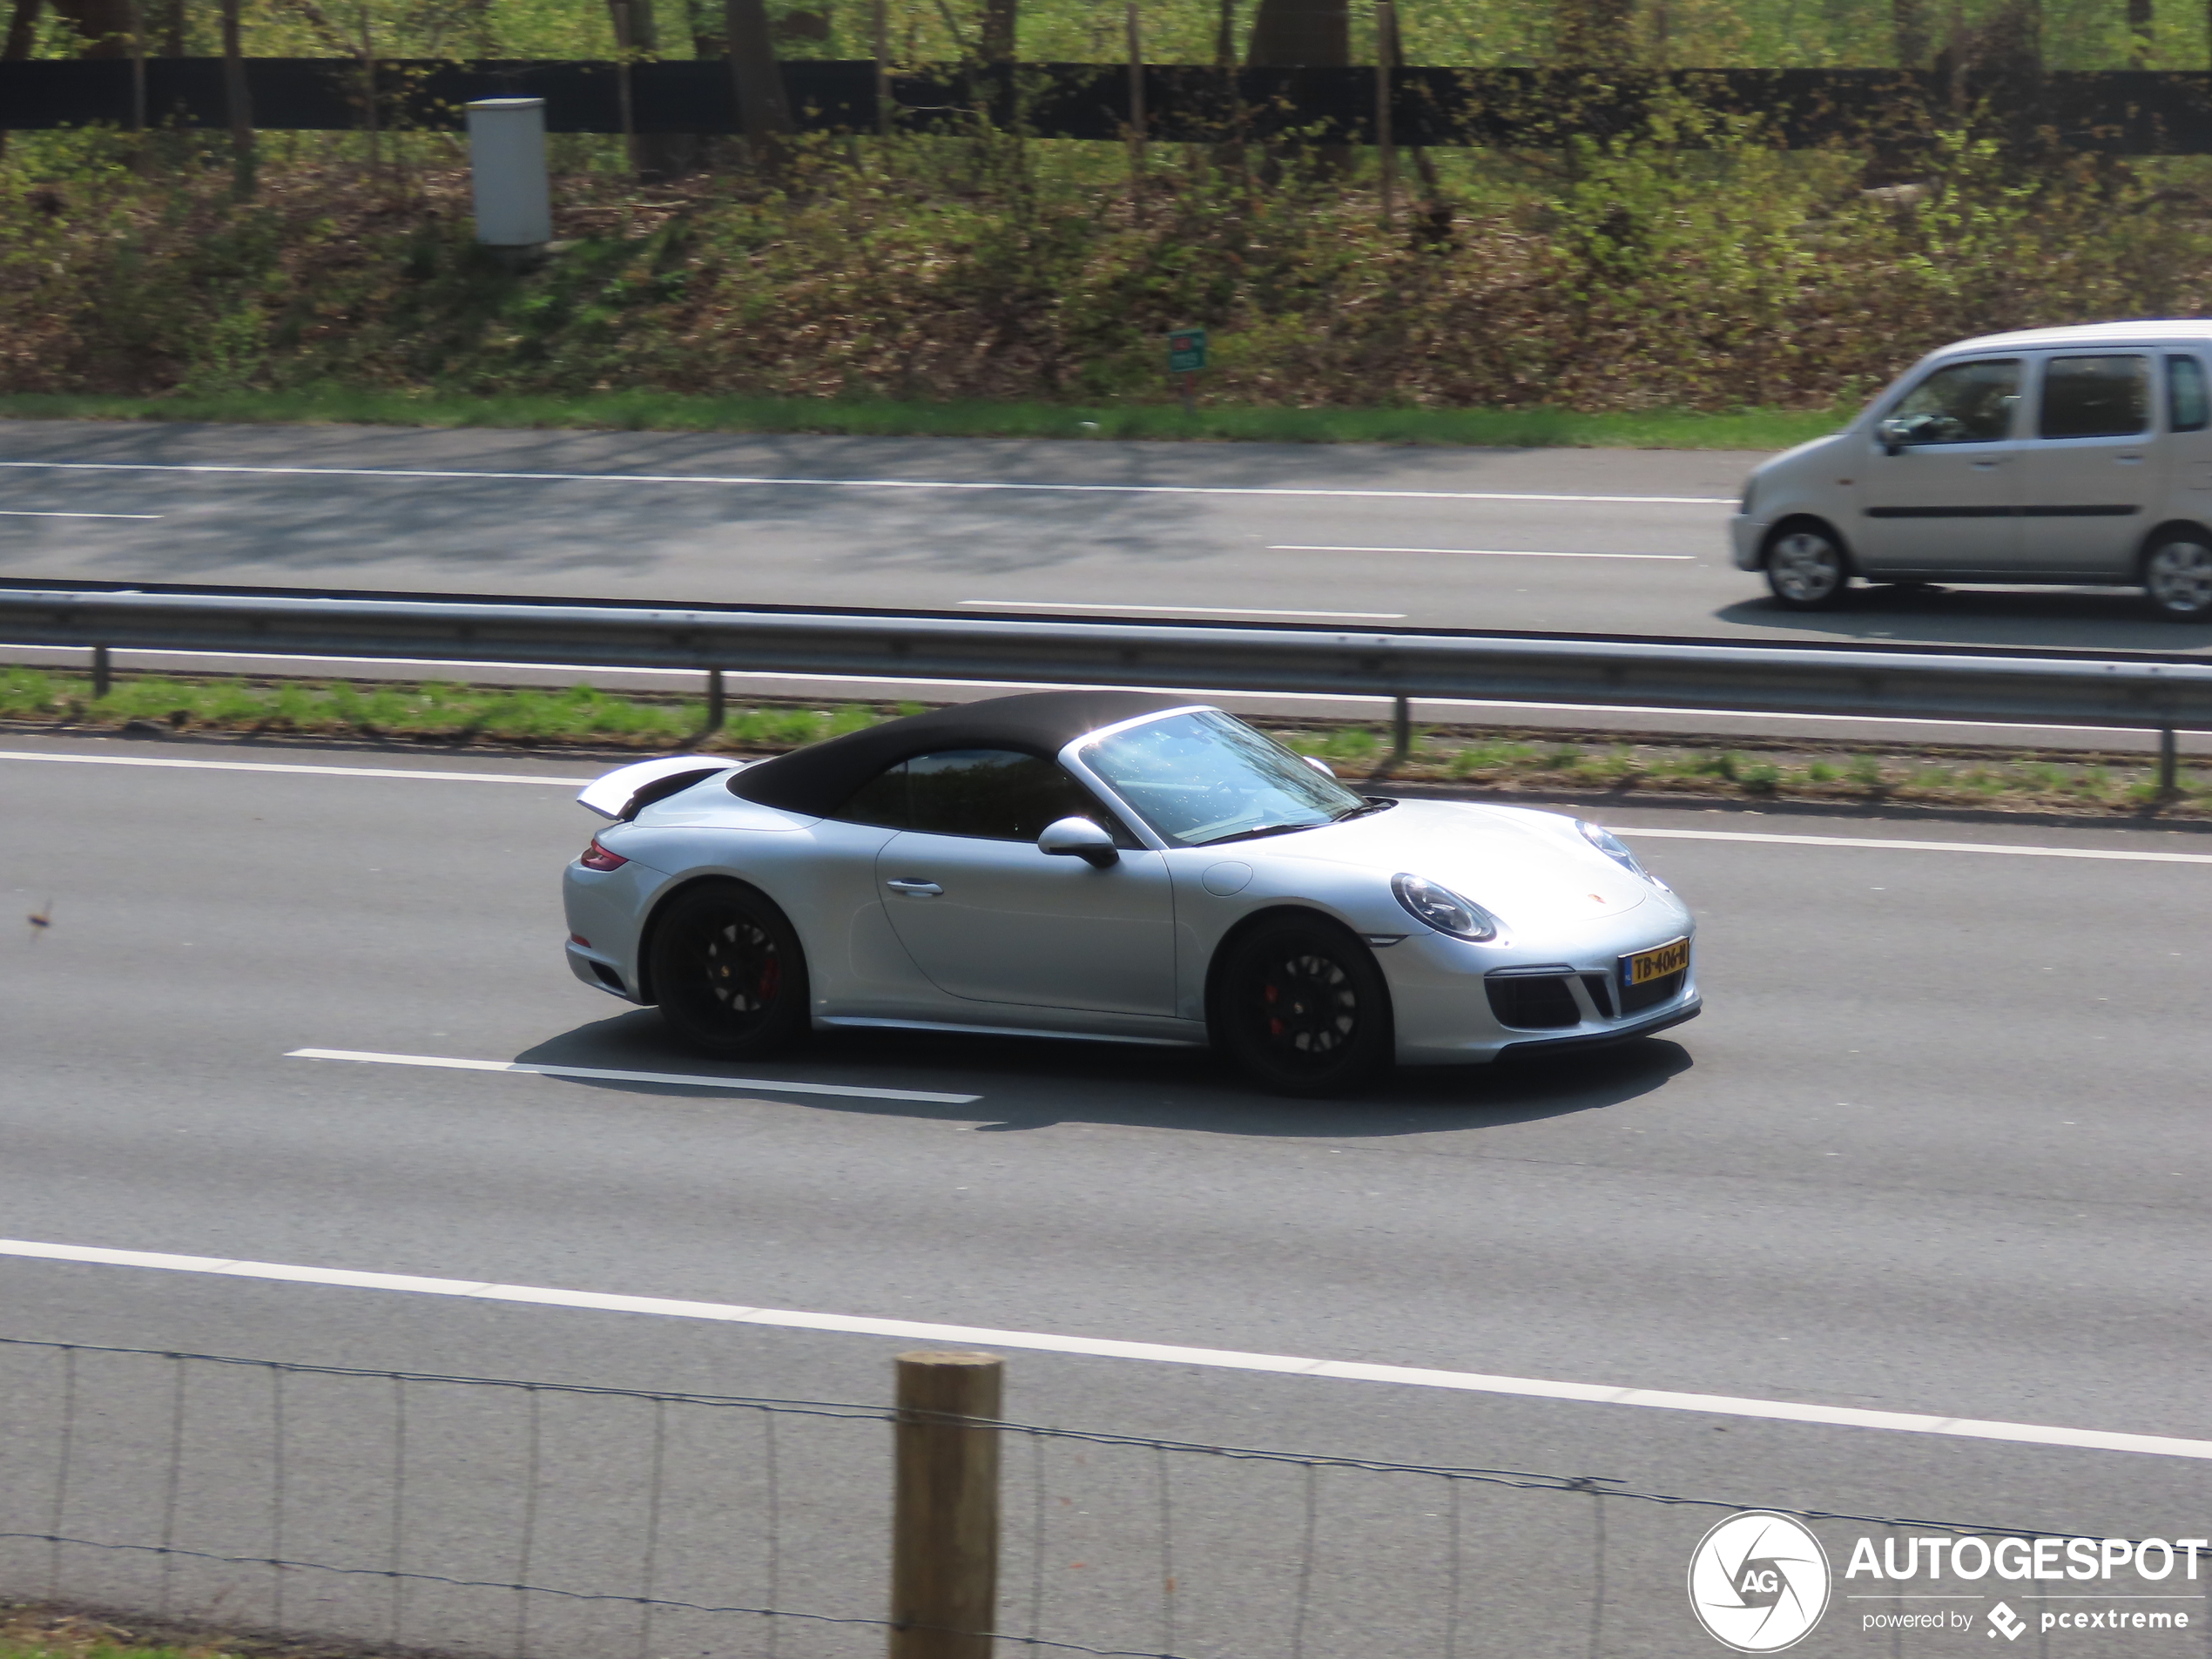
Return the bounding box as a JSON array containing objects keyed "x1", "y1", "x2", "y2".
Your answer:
[
  {"x1": 1386, "y1": 923, "x2": 1700, "y2": 1066},
  {"x1": 1496, "y1": 996, "x2": 1701, "y2": 1059}
]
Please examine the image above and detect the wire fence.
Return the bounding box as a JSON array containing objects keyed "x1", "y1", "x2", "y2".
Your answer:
[{"x1": 0, "y1": 1335, "x2": 2189, "y2": 1659}]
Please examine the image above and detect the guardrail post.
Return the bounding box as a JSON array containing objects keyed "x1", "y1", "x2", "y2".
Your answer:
[
  {"x1": 706, "y1": 668, "x2": 726, "y2": 732},
  {"x1": 1391, "y1": 694, "x2": 1411, "y2": 759},
  {"x1": 2160, "y1": 725, "x2": 2178, "y2": 795},
  {"x1": 891, "y1": 1350, "x2": 1002, "y2": 1659},
  {"x1": 91, "y1": 644, "x2": 111, "y2": 700}
]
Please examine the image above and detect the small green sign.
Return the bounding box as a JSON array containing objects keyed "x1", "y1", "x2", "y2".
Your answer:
[{"x1": 1167, "y1": 327, "x2": 1208, "y2": 374}]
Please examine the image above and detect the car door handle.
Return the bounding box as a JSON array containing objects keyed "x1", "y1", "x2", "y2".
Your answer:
[
  {"x1": 1971, "y1": 459, "x2": 2006, "y2": 469},
  {"x1": 885, "y1": 878, "x2": 942, "y2": 897},
  {"x1": 2116, "y1": 453, "x2": 2145, "y2": 463}
]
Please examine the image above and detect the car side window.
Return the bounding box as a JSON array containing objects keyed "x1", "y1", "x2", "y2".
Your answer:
[
  {"x1": 2039, "y1": 354, "x2": 2149, "y2": 440},
  {"x1": 833, "y1": 761, "x2": 911, "y2": 828},
  {"x1": 841, "y1": 749, "x2": 1133, "y2": 844},
  {"x1": 2169, "y1": 355, "x2": 2209, "y2": 434},
  {"x1": 1887, "y1": 359, "x2": 2020, "y2": 444}
]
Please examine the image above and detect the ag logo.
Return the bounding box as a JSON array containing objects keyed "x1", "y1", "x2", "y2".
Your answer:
[{"x1": 1688, "y1": 1511, "x2": 1831, "y2": 1652}]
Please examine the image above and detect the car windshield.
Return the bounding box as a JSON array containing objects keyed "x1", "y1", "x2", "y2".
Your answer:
[{"x1": 1080, "y1": 710, "x2": 1372, "y2": 846}]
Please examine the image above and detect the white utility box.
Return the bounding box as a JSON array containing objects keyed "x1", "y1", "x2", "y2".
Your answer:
[{"x1": 466, "y1": 98, "x2": 552, "y2": 248}]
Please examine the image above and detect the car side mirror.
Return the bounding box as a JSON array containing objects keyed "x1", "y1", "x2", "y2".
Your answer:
[
  {"x1": 1876, "y1": 416, "x2": 1914, "y2": 456},
  {"x1": 1304, "y1": 755, "x2": 1338, "y2": 779},
  {"x1": 1038, "y1": 816, "x2": 1118, "y2": 867}
]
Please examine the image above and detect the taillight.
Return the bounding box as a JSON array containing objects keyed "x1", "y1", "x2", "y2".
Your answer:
[{"x1": 578, "y1": 839, "x2": 629, "y2": 872}]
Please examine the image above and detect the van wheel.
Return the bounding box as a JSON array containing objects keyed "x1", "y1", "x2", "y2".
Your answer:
[
  {"x1": 2143, "y1": 533, "x2": 2212, "y2": 621},
  {"x1": 1764, "y1": 527, "x2": 1851, "y2": 610}
]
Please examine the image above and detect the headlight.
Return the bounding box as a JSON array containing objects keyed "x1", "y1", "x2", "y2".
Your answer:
[
  {"x1": 1578, "y1": 820, "x2": 1669, "y2": 891},
  {"x1": 1392, "y1": 873, "x2": 1501, "y2": 941}
]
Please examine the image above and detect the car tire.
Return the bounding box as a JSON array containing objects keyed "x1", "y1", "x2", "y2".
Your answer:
[
  {"x1": 649, "y1": 881, "x2": 811, "y2": 1059},
  {"x1": 1764, "y1": 525, "x2": 1851, "y2": 610},
  {"x1": 2142, "y1": 532, "x2": 2212, "y2": 621},
  {"x1": 1212, "y1": 916, "x2": 1393, "y2": 1097}
]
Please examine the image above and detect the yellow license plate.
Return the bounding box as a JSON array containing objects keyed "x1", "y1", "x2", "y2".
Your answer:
[{"x1": 1622, "y1": 938, "x2": 1689, "y2": 986}]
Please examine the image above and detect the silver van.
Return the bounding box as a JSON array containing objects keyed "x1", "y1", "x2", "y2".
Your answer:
[{"x1": 1731, "y1": 320, "x2": 2212, "y2": 619}]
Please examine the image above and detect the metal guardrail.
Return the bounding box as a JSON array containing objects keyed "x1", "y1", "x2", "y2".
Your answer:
[{"x1": 6, "y1": 583, "x2": 2212, "y2": 779}]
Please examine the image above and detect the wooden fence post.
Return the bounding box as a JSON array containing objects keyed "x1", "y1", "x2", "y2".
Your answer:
[{"x1": 890, "y1": 1351, "x2": 1003, "y2": 1659}]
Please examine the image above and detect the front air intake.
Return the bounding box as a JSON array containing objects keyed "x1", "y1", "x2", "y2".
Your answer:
[{"x1": 1485, "y1": 968, "x2": 1581, "y2": 1028}]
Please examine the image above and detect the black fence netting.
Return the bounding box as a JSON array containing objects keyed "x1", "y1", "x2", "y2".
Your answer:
[{"x1": 5, "y1": 59, "x2": 2212, "y2": 151}]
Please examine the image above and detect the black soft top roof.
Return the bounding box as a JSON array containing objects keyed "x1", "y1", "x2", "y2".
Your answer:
[{"x1": 727, "y1": 689, "x2": 1196, "y2": 816}]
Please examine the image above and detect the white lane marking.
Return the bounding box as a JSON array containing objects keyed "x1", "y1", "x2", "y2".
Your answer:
[
  {"x1": 288, "y1": 1048, "x2": 981, "y2": 1104},
  {"x1": 0, "y1": 460, "x2": 1735, "y2": 506},
  {"x1": 1619, "y1": 826, "x2": 2212, "y2": 865},
  {"x1": 0, "y1": 751, "x2": 586, "y2": 785},
  {"x1": 5, "y1": 752, "x2": 2205, "y2": 864},
  {"x1": 1270, "y1": 544, "x2": 1699, "y2": 560},
  {"x1": 0, "y1": 509, "x2": 163, "y2": 520},
  {"x1": 958, "y1": 600, "x2": 1407, "y2": 620},
  {"x1": 1, "y1": 1236, "x2": 2203, "y2": 1461}
]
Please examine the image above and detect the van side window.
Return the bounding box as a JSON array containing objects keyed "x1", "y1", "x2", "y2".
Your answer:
[
  {"x1": 2169, "y1": 355, "x2": 2209, "y2": 434},
  {"x1": 1887, "y1": 359, "x2": 2020, "y2": 444},
  {"x1": 2039, "y1": 354, "x2": 2149, "y2": 440}
]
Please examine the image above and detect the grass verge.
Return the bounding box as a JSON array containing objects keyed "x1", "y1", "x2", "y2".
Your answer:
[
  {"x1": 4, "y1": 665, "x2": 2205, "y2": 819},
  {"x1": 0, "y1": 1606, "x2": 414, "y2": 1659},
  {"x1": 0, "y1": 388, "x2": 1842, "y2": 451}
]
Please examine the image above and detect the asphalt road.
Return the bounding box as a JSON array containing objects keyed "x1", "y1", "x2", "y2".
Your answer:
[
  {"x1": 4, "y1": 732, "x2": 2209, "y2": 1658},
  {"x1": 7, "y1": 418, "x2": 2212, "y2": 656}
]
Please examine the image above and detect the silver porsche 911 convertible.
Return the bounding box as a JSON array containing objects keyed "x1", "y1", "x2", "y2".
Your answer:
[{"x1": 562, "y1": 690, "x2": 1698, "y2": 1095}]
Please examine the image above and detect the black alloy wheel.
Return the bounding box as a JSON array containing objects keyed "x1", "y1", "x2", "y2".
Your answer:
[
  {"x1": 1214, "y1": 917, "x2": 1393, "y2": 1097},
  {"x1": 649, "y1": 881, "x2": 810, "y2": 1059},
  {"x1": 1763, "y1": 526, "x2": 1851, "y2": 610}
]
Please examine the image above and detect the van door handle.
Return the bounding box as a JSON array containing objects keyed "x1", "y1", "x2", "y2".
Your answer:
[
  {"x1": 2117, "y1": 453, "x2": 2145, "y2": 463},
  {"x1": 885, "y1": 878, "x2": 942, "y2": 897},
  {"x1": 1971, "y1": 459, "x2": 2004, "y2": 469}
]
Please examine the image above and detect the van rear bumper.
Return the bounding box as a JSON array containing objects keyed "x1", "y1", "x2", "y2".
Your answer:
[{"x1": 1730, "y1": 515, "x2": 1769, "y2": 570}]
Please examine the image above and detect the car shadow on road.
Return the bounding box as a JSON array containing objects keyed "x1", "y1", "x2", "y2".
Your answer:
[
  {"x1": 511, "y1": 1011, "x2": 1694, "y2": 1138},
  {"x1": 1714, "y1": 590, "x2": 2212, "y2": 652}
]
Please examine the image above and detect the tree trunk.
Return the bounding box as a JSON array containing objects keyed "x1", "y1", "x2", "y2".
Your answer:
[
  {"x1": 725, "y1": 0, "x2": 792, "y2": 172},
  {"x1": 1892, "y1": 0, "x2": 1930, "y2": 65},
  {"x1": 606, "y1": 0, "x2": 701, "y2": 177},
  {"x1": 1245, "y1": 0, "x2": 1348, "y2": 175},
  {"x1": 3, "y1": 0, "x2": 44, "y2": 58},
  {"x1": 0, "y1": 0, "x2": 42, "y2": 159},
  {"x1": 219, "y1": 0, "x2": 254, "y2": 197},
  {"x1": 681, "y1": 0, "x2": 721, "y2": 58},
  {"x1": 1244, "y1": 0, "x2": 1345, "y2": 65},
  {"x1": 980, "y1": 0, "x2": 1015, "y2": 61},
  {"x1": 2127, "y1": 0, "x2": 2153, "y2": 64},
  {"x1": 48, "y1": 0, "x2": 131, "y2": 55},
  {"x1": 1556, "y1": 0, "x2": 1634, "y2": 64}
]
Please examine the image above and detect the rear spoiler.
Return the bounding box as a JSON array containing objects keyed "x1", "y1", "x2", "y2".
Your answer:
[{"x1": 577, "y1": 755, "x2": 755, "y2": 821}]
